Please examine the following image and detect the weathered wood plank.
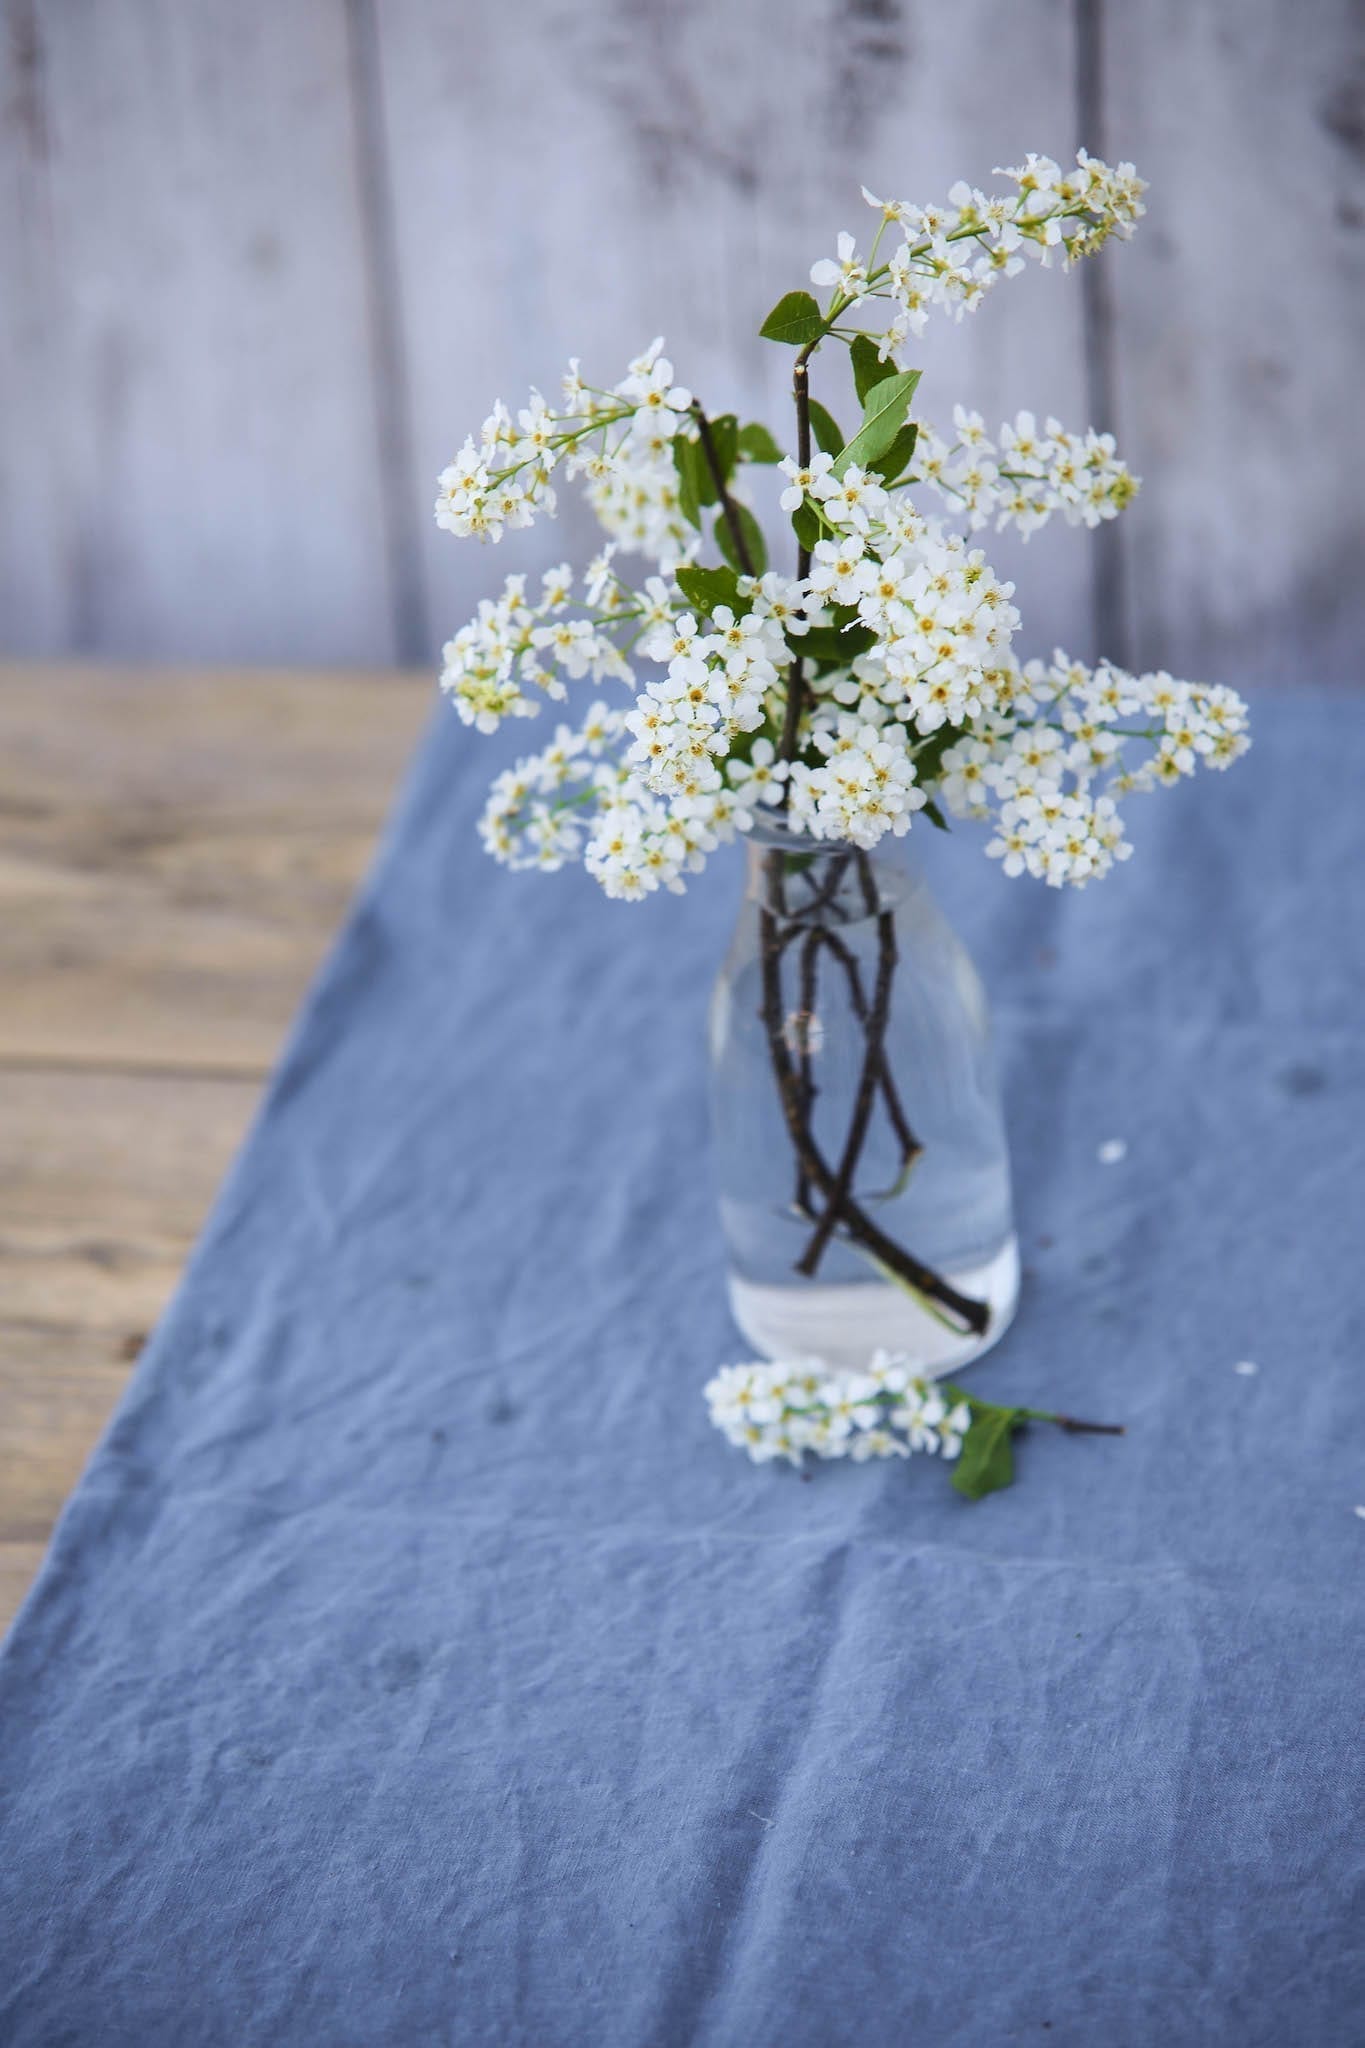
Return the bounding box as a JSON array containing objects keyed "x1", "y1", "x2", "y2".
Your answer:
[
  {"x1": 1102, "y1": 0, "x2": 1365, "y2": 688},
  {"x1": 0, "y1": 659, "x2": 425, "y2": 1634},
  {"x1": 0, "y1": 1065, "x2": 263, "y2": 1632},
  {"x1": 0, "y1": 1066, "x2": 262, "y2": 1328},
  {"x1": 0, "y1": 1544, "x2": 50, "y2": 1636},
  {"x1": 0, "y1": 662, "x2": 431, "y2": 1068},
  {"x1": 379, "y1": 0, "x2": 1098, "y2": 664},
  {"x1": 0, "y1": 1, "x2": 396, "y2": 663},
  {"x1": 0, "y1": 662, "x2": 432, "y2": 815},
  {"x1": 0, "y1": 1323, "x2": 133, "y2": 1542}
]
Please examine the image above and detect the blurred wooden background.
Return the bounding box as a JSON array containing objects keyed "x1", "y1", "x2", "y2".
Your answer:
[
  {"x1": 0, "y1": 660, "x2": 430, "y2": 1629},
  {"x1": 2, "y1": 0, "x2": 1363, "y2": 689}
]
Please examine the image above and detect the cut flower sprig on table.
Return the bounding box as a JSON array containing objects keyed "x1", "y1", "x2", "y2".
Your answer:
[
  {"x1": 705, "y1": 1356, "x2": 1124, "y2": 1500},
  {"x1": 434, "y1": 149, "x2": 1248, "y2": 1494}
]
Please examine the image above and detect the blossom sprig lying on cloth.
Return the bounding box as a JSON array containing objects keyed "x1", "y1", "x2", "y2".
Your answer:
[
  {"x1": 705, "y1": 1353, "x2": 1123, "y2": 1499},
  {"x1": 436, "y1": 147, "x2": 1250, "y2": 904}
]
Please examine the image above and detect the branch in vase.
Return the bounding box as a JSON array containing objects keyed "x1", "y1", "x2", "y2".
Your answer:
[
  {"x1": 757, "y1": 853, "x2": 990, "y2": 1337},
  {"x1": 796, "y1": 850, "x2": 923, "y2": 1275},
  {"x1": 772, "y1": 885, "x2": 922, "y2": 1210},
  {"x1": 813, "y1": 925, "x2": 922, "y2": 1173},
  {"x1": 795, "y1": 898, "x2": 897, "y2": 1276},
  {"x1": 793, "y1": 927, "x2": 822, "y2": 1219},
  {"x1": 690, "y1": 403, "x2": 757, "y2": 577}
]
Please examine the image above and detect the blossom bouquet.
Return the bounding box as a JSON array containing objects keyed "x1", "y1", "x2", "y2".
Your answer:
[{"x1": 435, "y1": 151, "x2": 1249, "y2": 1496}]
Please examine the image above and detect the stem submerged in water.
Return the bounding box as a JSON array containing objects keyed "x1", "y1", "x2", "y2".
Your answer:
[{"x1": 757, "y1": 851, "x2": 991, "y2": 1339}]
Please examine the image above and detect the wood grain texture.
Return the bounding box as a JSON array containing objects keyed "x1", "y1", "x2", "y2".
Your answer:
[
  {"x1": 1103, "y1": 0, "x2": 1365, "y2": 688},
  {"x1": 1, "y1": 2, "x2": 1359, "y2": 681},
  {"x1": 0, "y1": 662, "x2": 433, "y2": 1068},
  {"x1": 385, "y1": 0, "x2": 1098, "y2": 663},
  {"x1": 0, "y1": 659, "x2": 429, "y2": 1634},
  {"x1": 0, "y1": 0, "x2": 396, "y2": 663},
  {"x1": 0, "y1": 1066, "x2": 264, "y2": 1329}
]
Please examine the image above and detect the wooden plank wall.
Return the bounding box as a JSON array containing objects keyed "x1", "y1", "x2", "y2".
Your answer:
[{"x1": 2, "y1": 0, "x2": 1361, "y2": 687}]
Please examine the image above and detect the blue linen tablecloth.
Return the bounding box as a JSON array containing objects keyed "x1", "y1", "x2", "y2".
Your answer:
[{"x1": 2, "y1": 689, "x2": 1363, "y2": 2046}]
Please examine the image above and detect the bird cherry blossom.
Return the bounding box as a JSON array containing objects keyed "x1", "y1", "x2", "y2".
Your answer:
[{"x1": 435, "y1": 149, "x2": 1246, "y2": 906}]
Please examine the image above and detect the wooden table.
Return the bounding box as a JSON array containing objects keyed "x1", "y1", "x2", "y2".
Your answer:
[{"x1": 0, "y1": 662, "x2": 432, "y2": 1634}]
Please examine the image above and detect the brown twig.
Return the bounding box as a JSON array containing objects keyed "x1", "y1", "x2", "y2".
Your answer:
[
  {"x1": 691, "y1": 403, "x2": 756, "y2": 577},
  {"x1": 814, "y1": 925, "x2": 921, "y2": 1171},
  {"x1": 793, "y1": 927, "x2": 822, "y2": 1217},
  {"x1": 758, "y1": 852, "x2": 990, "y2": 1337},
  {"x1": 796, "y1": 899, "x2": 897, "y2": 1276},
  {"x1": 777, "y1": 345, "x2": 815, "y2": 781}
]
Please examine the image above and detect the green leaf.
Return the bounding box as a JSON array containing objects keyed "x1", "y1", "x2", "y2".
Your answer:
[
  {"x1": 849, "y1": 332, "x2": 894, "y2": 406},
  {"x1": 951, "y1": 1401, "x2": 1026, "y2": 1500},
  {"x1": 737, "y1": 422, "x2": 783, "y2": 464},
  {"x1": 807, "y1": 400, "x2": 845, "y2": 459},
  {"x1": 758, "y1": 290, "x2": 826, "y2": 347},
  {"x1": 910, "y1": 719, "x2": 968, "y2": 787},
  {"x1": 835, "y1": 369, "x2": 923, "y2": 478},
  {"x1": 866, "y1": 420, "x2": 919, "y2": 486},
  {"x1": 675, "y1": 563, "x2": 742, "y2": 618},
  {"x1": 922, "y1": 797, "x2": 950, "y2": 832},
  {"x1": 790, "y1": 500, "x2": 821, "y2": 554},
  {"x1": 713, "y1": 503, "x2": 767, "y2": 577},
  {"x1": 799, "y1": 623, "x2": 878, "y2": 667},
  {"x1": 672, "y1": 438, "x2": 702, "y2": 530}
]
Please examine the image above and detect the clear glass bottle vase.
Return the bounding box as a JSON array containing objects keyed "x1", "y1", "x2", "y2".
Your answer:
[{"x1": 709, "y1": 825, "x2": 1020, "y2": 1377}]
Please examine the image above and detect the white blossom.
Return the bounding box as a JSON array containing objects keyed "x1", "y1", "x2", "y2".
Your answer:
[
  {"x1": 914, "y1": 407, "x2": 1140, "y2": 536},
  {"x1": 438, "y1": 149, "x2": 1246, "y2": 910},
  {"x1": 810, "y1": 229, "x2": 869, "y2": 303},
  {"x1": 812, "y1": 151, "x2": 1148, "y2": 354},
  {"x1": 704, "y1": 1355, "x2": 978, "y2": 1470},
  {"x1": 433, "y1": 340, "x2": 698, "y2": 563}
]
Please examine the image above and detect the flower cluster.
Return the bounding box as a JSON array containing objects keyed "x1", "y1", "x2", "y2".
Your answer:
[
  {"x1": 435, "y1": 339, "x2": 696, "y2": 565},
  {"x1": 937, "y1": 652, "x2": 1252, "y2": 887},
  {"x1": 434, "y1": 148, "x2": 1248, "y2": 904},
  {"x1": 815, "y1": 150, "x2": 1146, "y2": 352},
  {"x1": 787, "y1": 709, "x2": 927, "y2": 847},
  {"x1": 917, "y1": 407, "x2": 1139, "y2": 536},
  {"x1": 479, "y1": 697, "x2": 761, "y2": 902},
  {"x1": 438, "y1": 564, "x2": 634, "y2": 732},
  {"x1": 705, "y1": 1353, "x2": 973, "y2": 1467},
  {"x1": 626, "y1": 591, "x2": 796, "y2": 800}
]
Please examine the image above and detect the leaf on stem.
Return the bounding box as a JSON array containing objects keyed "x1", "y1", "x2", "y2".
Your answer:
[
  {"x1": 908, "y1": 720, "x2": 968, "y2": 796},
  {"x1": 673, "y1": 439, "x2": 702, "y2": 530},
  {"x1": 867, "y1": 421, "x2": 919, "y2": 486},
  {"x1": 950, "y1": 1397, "x2": 1027, "y2": 1500},
  {"x1": 737, "y1": 422, "x2": 783, "y2": 464},
  {"x1": 714, "y1": 503, "x2": 768, "y2": 576},
  {"x1": 675, "y1": 563, "x2": 744, "y2": 618},
  {"x1": 790, "y1": 500, "x2": 821, "y2": 554},
  {"x1": 800, "y1": 623, "x2": 878, "y2": 666},
  {"x1": 807, "y1": 400, "x2": 845, "y2": 459},
  {"x1": 834, "y1": 369, "x2": 922, "y2": 478},
  {"x1": 849, "y1": 332, "x2": 895, "y2": 406},
  {"x1": 758, "y1": 291, "x2": 827, "y2": 346}
]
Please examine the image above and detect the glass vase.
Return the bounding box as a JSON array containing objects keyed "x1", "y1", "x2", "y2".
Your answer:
[{"x1": 708, "y1": 825, "x2": 1019, "y2": 1377}]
